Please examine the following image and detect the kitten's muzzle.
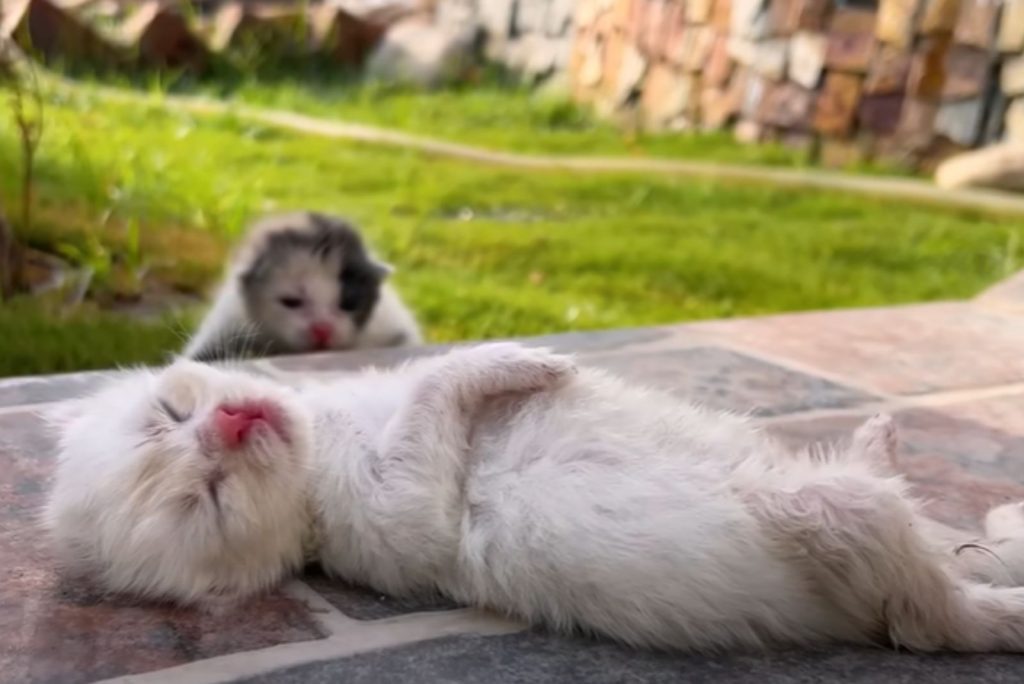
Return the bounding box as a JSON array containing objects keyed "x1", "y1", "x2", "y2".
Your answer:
[{"x1": 214, "y1": 401, "x2": 287, "y2": 448}]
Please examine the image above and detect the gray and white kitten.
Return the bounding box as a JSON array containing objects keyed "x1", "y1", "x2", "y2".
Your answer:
[{"x1": 185, "y1": 212, "x2": 422, "y2": 361}]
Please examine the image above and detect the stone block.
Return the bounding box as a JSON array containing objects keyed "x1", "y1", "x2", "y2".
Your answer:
[
  {"x1": 876, "y1": 0, "x2": 918, "y2": 48},
  {"x1": 767, "y1": 0, "x2": 801, "y2": 36},
  {"x1": 864, "y1": 44, "x2": 911, "y2": 94},
  {"x1": 641, "y1": 62, "x2": 696, "y2": 126},
  {"x1": 813, "y1": 72, "x2": 863, "y2": 135},
  {"x1": 575, "y1": 0, "x2": 602, "y2": 29},
  {"x1": 730, "y1": 38, "x2": 788, "y2": 80},
  {"x1": 934, "y1": 98, "x2": 985, "y2": 146},
  {"x1": 575, "y1": 33, "x2": 604, "y2": 89},
  {"x1": 918, "y1": 0, "x2": 960, "y2": 34},
  {"x1": 628, "y1": 0, "x2": 648, "y2": 39},
  {"x1": 688, "y1": 0, "x2": 716, "y2": 23},
  {"x1": 5, "y1": 0, "x2": 127, "y2": 66},
  {"x1": 731, "y1": 0, "x2": 765, "y2": 37},
  {"x1": 788, "y1": 31, "x2": 827, "y2": 89},
  {"x1": 983, "y1": 89, "x2": 1007, "y2": 144},
  {"x1": 906, "y1": 35, "x2": 949, "y2": 98},
  {"x1": 704, "y1": 34, "x2": 734, "y2": 87},
  {"x1": 756, "y1": 81, "x2": 814, "y2": 128},
  {"x1": 640, "y1": 0, "x2": 671, "y2": 57},
  {"x1": 795, "y1": 0, "x2": 831, "y2": 31},
  {"x1": 1006, "y1": 98, "x2": 1024, "y2": 141},
  {"x1": 600, "y1": 29, "x2": 628, "y2": 96},
  {"x1": 857, "y1": 94, "x2": 905, "y2": 134},
  {"x1": 514, "y1": 0, "x2": 549, "y2": 35},
  {"x1": 999, "y1": 0, "x2": 1024, "y2": 52},
  {"x1": 700, "y1": 83, "x2": 742, "y2": 128},
  {"x1": 612, "y1": 0, "x2": 635, "y2": 30},
  {"x1": 825, "y1": 8, "x2": 877, "y2": 73},
  {"x1": 953, "y1": 0, "x2": 1000, "y2": 49},
  {"x1": 741, "y1": 71, "x2": 768, "y2": 117},
  {"x1": 1002, "y1": 56, "x2": 1024, "y2": 97},
  {"x1": 480, "y1": 0, "x2": 516, "y2": 37},
  {"x1": 942, "y1": 45, "x2": 991, "y2": 99},
  {"x1": 312, "y1": 4, "x2": 390, "y2": 68}
]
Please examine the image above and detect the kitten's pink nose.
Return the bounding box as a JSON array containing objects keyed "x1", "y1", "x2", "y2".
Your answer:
[
  {"x1": 309, "y1": 322, "x2": 333, "y2": 349},
  {"x1": 214, "y1": 404, "x2": 267, "y2": 449}
]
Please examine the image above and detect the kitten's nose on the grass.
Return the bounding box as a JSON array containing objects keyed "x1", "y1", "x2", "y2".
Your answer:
[{"x1": 214, "y1": 403, "x2": 277, "y2": 448}]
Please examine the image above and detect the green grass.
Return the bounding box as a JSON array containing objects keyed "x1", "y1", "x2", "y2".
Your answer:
[{"x1": 0, "y1": 86, "x2": 1021, "y2": 377}]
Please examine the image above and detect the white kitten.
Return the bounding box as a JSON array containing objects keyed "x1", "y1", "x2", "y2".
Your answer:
[
  {"x1": 185, "y1": 212, "x2": 422, "y2": 361},
  {"x1": 46, "y1": 344, "x2": 1024, "y2": 652}
]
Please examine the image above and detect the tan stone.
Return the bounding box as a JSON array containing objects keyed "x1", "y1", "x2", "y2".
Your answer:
[
  {"x1": 612, "y1": 0, "x2": 636, "y2": 30},
  {"x1": 678, "y1": 26, "x2": 716, "y2": 71},
  {"x1": 701, "y1": 84, "x2": 742, "y2": 128},
  {"x1": 641, "y1": 62, "x2": 696, "y2": 126},
  {"x1": 813, "y1": 72, "x2": 863, "y2": 135},
  {"x1": 687, "y1": 0, "x2": 716, "y2": 22},
  {"x1": 734, "y1": 118, "x2": 766, "y2": 143},
  {"x1": 640, "y1": 0, "x2": 671, "y2": 58},
  {"x1": 935, "y1": 142, "x2": 1024, "y2": 191},
  {"x1": 918, "y1": 0, "x2": 960, "y2": 34},
  {"x1": 999, "y1": 0, "x2": 1024, "y2": 52},
  {"x1": 953, "y1": 0, "x2": 1000, "y2": 49},
  {"x1": 875, "y1": 0, "x2": 918, "y2": 48},
  {"x1": 729, "y1": 38, "x2": 788, "y2": 80},
  {"x1": 788, "y1": 31, "x2": 827, "y2": 89},
  {"x1": 1006, "y1": 98, "x2": 1024, "y2": 142},
  {"x1": 600, "y1": 29, "x2": 627, "y2": 97},
  {"x1": 942, "y1": 45, "x2": 991, "y2": 99},
  {"x1": 730, "y1": 0, "x2": 765, "y2": 38},
  {"x1": 712, "y1": 0, "x2": 733, "y2": 31},
  {"x1": 864, "y1": 45, "x2": 910, "y2": 94},
  {"x1": 613, "y1": 44, "x2": 648, "y2": 105},
  {"x1": 1002, "y1": 56, "x2": 1024, "y2": 97}
]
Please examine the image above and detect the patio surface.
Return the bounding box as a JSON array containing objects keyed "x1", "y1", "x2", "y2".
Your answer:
[{"x1": 6, "y1": 273, "x2": 1024, "y2": 682}]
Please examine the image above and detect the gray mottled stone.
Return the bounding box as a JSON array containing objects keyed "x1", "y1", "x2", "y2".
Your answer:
[
  {"x1": 585, "y1": 347, "x2": 876, "y2": 416},
  {"x1": 513, "y1": 0, "x2": 550, "y2": 36},
  {"x1": 545, "y1": 0, "x2": 574, "y2": 35},
  {"x1": 480, "y1": 0, "x2": 516, "y2": 37},
  {"x1": 239, "y1": 630, "x2": 1024, "y2": 683},
  {"x1": 303, "y1": 567, "x2": 460, "y2": 620},
  {"x1": 0, "y1": 370, "x2": 115, "y2": 408}
]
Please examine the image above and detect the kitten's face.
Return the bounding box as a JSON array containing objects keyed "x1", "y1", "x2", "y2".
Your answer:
[
  {"x1": 46, "y1": 361, "x2": 313, "y2": 603},
  {"x1": 239, "y1": 214, "x2": 389, "y2": 355}
]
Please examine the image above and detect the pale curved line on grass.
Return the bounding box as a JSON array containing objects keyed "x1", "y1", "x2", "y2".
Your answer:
[{"x1": 69, "y1": 81, "x2": 1024, "y2": 216}]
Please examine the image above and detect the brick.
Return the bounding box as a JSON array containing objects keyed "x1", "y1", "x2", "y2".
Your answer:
[
  {"x1": 687, "y1": 0, "x2": 715, "y2": 22},
  {"x1": 712, "y1": 0, "x2": 733, "y2": 30},
  {"x1": 942, "y1": 45, "x2": 991, "y2": 99},
  {"x1": 917, "y1": 0, "x2": 960, "y2": 34},
  {"x1": 756, "y1": 81, "x2": 814, "y2": 128},
  {"x1": 788, "y1": 31, "x2": 827, "y2": 88},
  {"x1": 953, "y1": 0, "x2": 1001, "y2": 49},
  {"x1": 906, "y1": 35, "x2": 950, "y2": 98},
  {"x1": 934, "y1": 98, "x2": 985, "y2": 146},
  {"x1": 641, "y1": 62, "x2": 696, "y2": 127},
  {"x1": 813, "y1": 72, "x2": 863, "y2": 135},
  {"x1": 1003, "y1": 56, "x2": 1024, "y2": 97},
  {"x1": 864, "y1": 45, "x2": 911, "y2": 94},
  {"x1": 825, "y1": 8, "x2": 878, "y2": 73},
  {"x1": 704, "y1": 34, "x2": 735, "y2": 87},
  {"x1": 876, "y1": 0, "x2": 918, "y2": 48},
  {"x1": 858, "y1": 94, "x2": 905, "y2": 134},
  {"x1": 999, "y1": 0, "x2": 1024, "y2": 52}
]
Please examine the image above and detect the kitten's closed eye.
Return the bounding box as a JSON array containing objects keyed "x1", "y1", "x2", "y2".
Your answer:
[
  {"x1": 159, "y1": 399, "x2": 190, "y2": 423},
  {"x1": 278, "y1": 296, "x2": 304, "y2": 310}
]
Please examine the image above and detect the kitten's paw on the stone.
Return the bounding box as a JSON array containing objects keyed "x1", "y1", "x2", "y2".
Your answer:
[
  {"x1": 850, "y1": 413, "x2": 899, "y2": 471},
  {"x1": 464, "y1": 343, "x2": 577, "y2": 392}
]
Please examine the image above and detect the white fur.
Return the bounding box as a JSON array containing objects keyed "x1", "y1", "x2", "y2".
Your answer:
[{"x1": 46, "y1": 343, "x2": 1024, "y2": 652}]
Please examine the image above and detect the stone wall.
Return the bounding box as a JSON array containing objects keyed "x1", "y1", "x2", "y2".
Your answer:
[
  {"x1": 434, "y1": 0, "x2": 576, "y2": 81},
  {"x1": 568, "y1": 0, "x2": 1024, "y2": 169}
]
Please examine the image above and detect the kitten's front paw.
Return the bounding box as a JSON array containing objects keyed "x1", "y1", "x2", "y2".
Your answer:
[{"x1": 463, "y1": 342, "x2": 577, "y2": 393}]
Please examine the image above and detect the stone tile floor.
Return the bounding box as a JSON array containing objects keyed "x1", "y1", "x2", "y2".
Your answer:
[{"x1": 6, "y1": 275, "x2": 1024, "y2": 682}]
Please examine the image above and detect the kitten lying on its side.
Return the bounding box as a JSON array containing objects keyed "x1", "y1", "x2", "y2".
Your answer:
[
  {"x1": 46, "y1": 343, "x2": 1024, "y2": 652},
  {"x1": 185, "y1": 211, "x2": 421, "y2": 361}
]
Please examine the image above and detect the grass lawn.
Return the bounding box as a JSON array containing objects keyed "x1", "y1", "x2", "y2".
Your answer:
[{"x1": 0, "y1": 84, "x2": 1021, "y2": 377}]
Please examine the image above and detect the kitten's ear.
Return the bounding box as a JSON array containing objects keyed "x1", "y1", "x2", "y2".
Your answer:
[{"x1": 372, "y1": 259, "x2": 395, "y2": 279}]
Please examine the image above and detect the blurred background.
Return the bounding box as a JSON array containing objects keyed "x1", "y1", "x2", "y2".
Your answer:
[{"x1": 1, "y1": 0, "x2": 1022, "y2": 377}]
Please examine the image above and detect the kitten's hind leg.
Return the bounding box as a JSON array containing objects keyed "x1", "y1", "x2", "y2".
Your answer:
[
  {"x1": 747, "y1": 478, "x2": 1024, "y2": 652},
  {"x1": 847, "y1": 413, "x2": 900, "y2": 474}
]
